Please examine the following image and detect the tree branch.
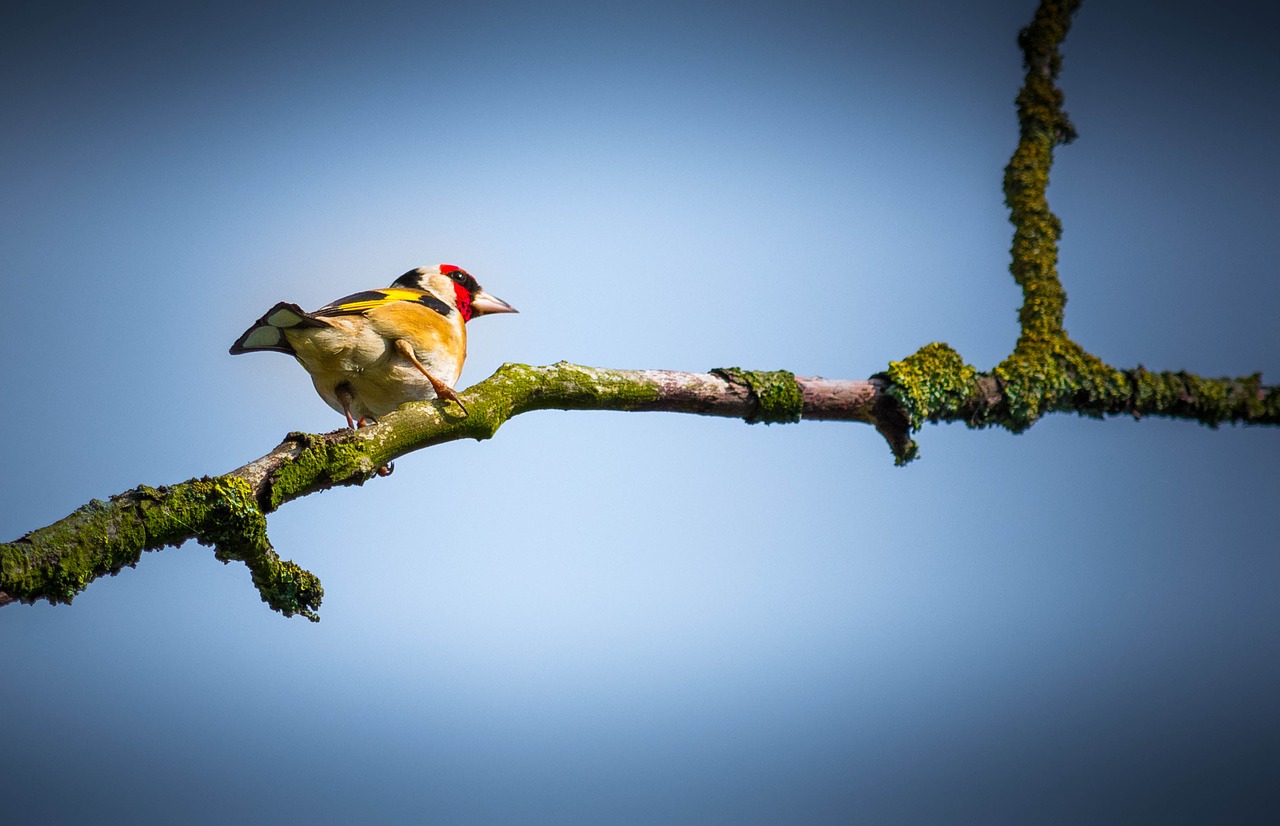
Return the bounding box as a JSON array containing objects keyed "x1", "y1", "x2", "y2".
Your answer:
[
  {"x1": 2, "y1": 360, "x2": 1273, "y2": 618},
  {"x1": 875, "y1": 0, "x2": 1279, "y2": 450},
  {"x1": 0, "y1": 365, "x2": 891, "y2": 618},
  {"x1": 3, "y1": 0, "x2": 1276, "y2": 619}
]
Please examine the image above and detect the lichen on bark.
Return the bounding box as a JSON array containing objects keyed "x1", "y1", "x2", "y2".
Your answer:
[
  {"x1": 859, "y1": 0, "x2": 1276, "y2": 460},
  {"x1": 264, "y1": 432, "x2": 378, "y2": 512},
  {"x1": 139, "y1": 476, "x2": 323, "y2": 622},
  {"x1": 3, "y1": 0, "x2": 1277, "y2": 620},
  {"x1": 2, "y1": 474, "x2": 323, "y2": 620},
  {"x1": 884, "y1": 344, "x2": 979, "y2": 432},
  {"x1": 1, "y1": 496, "x2": 147, "y2": 604},
  {"x1": 711, "y1": 368, "x2": 804, "y2": 425}
]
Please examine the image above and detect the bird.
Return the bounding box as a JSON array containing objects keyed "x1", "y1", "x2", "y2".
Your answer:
[{"x1": 230, "y1": 264, "x2": 517, "y2": 428}]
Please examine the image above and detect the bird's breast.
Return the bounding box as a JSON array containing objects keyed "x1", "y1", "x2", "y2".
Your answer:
[{"x1": 283, "y1": 309, "x2": 466, "y2": 420}]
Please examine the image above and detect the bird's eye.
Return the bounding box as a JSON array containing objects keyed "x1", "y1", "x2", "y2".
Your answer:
[{"x1": 446, "y1": 269, "x2": 479, "y2": 293}]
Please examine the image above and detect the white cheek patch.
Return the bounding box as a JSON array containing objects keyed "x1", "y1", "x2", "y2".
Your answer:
[{"x1": 242, "y1": 327, "x2": 283, "y2": 349}]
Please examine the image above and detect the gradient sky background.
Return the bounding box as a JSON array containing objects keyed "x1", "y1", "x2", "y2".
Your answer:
[{"x1": 2, "y1": 0, "x2": 1278, "y2": 822}]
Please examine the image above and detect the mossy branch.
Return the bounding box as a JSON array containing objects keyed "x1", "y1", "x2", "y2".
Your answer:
[
  {"x1": 880, "y1": 0, "x2": 1278, "y2": 457},
  {"x1": 0, "y1": 475, "x2": 325, "y2": 621},
  {"x1": 0, "y1": 365, "x2": 886, "y2": 618},
  {"x1": 3, "y1": 0, "x2": 1276, "y2": 620}
]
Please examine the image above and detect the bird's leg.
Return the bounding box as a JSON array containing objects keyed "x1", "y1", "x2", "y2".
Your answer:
[
  {"x1": 336, "y1": 382, "x2": 357, "y2": 430},
  {"x1": 392, "y1": 339, "x2": 468, "y2": 415},
  {"x1": 336, "y1": 385, "x2": 393, "y2": 474}
]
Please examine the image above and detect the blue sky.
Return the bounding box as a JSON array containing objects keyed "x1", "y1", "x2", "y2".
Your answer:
[{"x1": 2, "y1": 0, "x2": 1278, "y2": 822}]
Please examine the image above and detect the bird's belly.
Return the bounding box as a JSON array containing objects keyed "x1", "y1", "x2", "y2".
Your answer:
[
  {"x1": 285, "y1": 324, "x2": 462, "y2": 420},
  {"x1": 345, "y1": 357, "x2": 460, "y2": 419}
]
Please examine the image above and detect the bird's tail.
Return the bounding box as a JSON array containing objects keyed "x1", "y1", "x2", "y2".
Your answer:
[{"x1": 229, "y1": 302, "x2": 328, "y2": 355}]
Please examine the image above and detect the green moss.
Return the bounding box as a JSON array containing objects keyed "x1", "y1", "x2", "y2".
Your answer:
[
  {"x1": 532, "y1": 361, "x2": 666, "y2": 412},
  {"x1": 2, "y1": 475, "x2": 320, "y2": 620},
  {"x1": 490, "y1": 361, "x2": 546, "y2": 400},
  {"x1": 873, "y1": 0, "x2": 1112, "y2": 442},
  {"x1": 711, "y1": 368, "x2": 803, "y2": 424},
  {"x1": 1126, "y1": 368, "x2": 1279, "y2": 426},
  {"x1": 992, "y1": 335, "x2": 1125, "y2": 430},
  {"x1": 1002, "y1": 1, "x2": 1079, "y2": 342},
  {"x1": 0, "y1": 496, "x2": 146, "y2": 604},
  {"x1": 246, "y1": 557, "x2": 324, "y2": 622},
  {"x1": 266, "y1": 433, "x2": 373, "y2": 512},
  {"x1": 884, "y1": 343, "x2": 978, "y2": 431},
  {"x1": 139, "y1": 476, "x2": 323, "y2": 621},
  {"x1": 361, "y1": 363, "x2": 711, "y2": 479}
]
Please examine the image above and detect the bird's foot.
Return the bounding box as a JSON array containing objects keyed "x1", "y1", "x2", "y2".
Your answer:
[
  {"x1": 393, "y1": 338, "x2": 468, "y2": 416},
  {"x1": 432, "y1": 383, "x2": 468, "y2": 416}
]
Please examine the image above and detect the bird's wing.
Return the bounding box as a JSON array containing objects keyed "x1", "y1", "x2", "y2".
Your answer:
[
  {"x1": 314, "y1": 288, "x2": 454, "y2": 319},
  {"x1": 229, "y1": 301, "x2": 328, "y2": 355}
]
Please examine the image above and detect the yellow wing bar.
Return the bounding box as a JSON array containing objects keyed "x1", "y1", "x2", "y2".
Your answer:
[{"x1": 315, "y1": 288, "x2": 430, "y2": 317}]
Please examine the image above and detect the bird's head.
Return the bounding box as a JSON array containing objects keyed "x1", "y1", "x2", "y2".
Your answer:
[{"x1": 391, "y1": 265, "x2": 518, "y2": 322}]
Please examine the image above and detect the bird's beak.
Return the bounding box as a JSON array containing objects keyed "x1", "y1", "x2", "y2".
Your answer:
[{"x1": 469, "y1": 290, "x2": 519, "y2": 316}]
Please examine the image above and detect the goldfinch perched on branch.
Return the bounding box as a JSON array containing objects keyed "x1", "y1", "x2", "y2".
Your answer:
[{"x1": 230, "y1": 265, "x2": 517, "y2": 427}]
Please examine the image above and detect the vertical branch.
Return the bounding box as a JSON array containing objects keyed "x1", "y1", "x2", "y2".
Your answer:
[
  {"x1": 1003, "y1": 0, "x2": 1081, "y2": 340},
  {"x1": 990, "y1": 0, "x2": 1123, "y2": 431}
]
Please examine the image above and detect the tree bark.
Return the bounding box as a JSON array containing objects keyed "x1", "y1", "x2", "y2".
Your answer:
[{"x1": 3, "y1": 0, "x2": 1276, "y2": 619}]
